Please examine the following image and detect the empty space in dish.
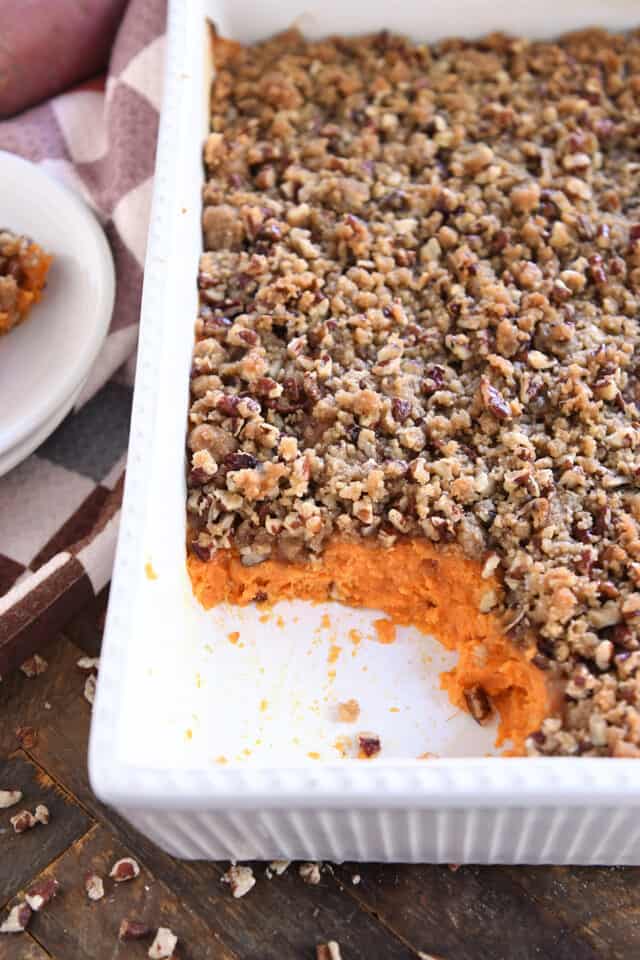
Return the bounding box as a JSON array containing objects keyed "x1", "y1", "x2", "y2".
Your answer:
[{"x1": 123, "y1": 580, "x2": 499, "y2": 769}]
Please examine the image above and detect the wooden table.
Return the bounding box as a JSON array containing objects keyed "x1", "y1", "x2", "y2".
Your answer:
[{"x1": 1, "y1": 594, "x2": 638, "y2": 960}]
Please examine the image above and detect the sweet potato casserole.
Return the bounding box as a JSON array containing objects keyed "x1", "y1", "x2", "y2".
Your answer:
[
  {"x1": 186, "y1": 27, "x2": 640, "y2": 757},
  {"x1": 0, "y1": 230, "x2": 52, "y2": 335}
]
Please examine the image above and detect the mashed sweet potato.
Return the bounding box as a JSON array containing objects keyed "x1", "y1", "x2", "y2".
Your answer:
[
  {"x1": 0, "y1": 236, "x2": 53, "y2": 335},
  {"x1": 188, "y1": 539, "x2": 548, "y2": 753}
]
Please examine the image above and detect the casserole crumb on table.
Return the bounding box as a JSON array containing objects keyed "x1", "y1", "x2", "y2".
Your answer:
[{"x1": 186, "y1": 27, "x2": 640, "y2": 758}]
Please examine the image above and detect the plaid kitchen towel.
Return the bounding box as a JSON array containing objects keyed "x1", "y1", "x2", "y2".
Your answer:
[{"x1": 0, "y1": 0, "x2": 165, "y2": 676}]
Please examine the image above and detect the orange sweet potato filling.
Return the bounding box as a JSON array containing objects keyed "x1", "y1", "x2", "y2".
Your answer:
[
  {"x1": 0, "y1": 243, "x2": 53, "y2": 335},
  {"x1": 188, "y1": 538, "x2": 548, "y2": 754}
]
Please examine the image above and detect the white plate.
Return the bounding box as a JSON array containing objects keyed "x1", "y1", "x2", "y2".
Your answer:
[
  {"x1": 0, "y1": 380, "x2": 84, "y2": 478},
  {"x1": 0, "y1": 152, "x2": 114, "y2": 468}
]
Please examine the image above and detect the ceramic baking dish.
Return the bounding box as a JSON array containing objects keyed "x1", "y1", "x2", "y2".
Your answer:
[{"x1": 89, "y1": 0, "x2": 640, "y2": 864}]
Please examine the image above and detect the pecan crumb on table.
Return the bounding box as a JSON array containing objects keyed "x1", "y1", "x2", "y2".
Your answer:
[{"x1": 187, "y1": 27, "x2": 640, "y2": 757}]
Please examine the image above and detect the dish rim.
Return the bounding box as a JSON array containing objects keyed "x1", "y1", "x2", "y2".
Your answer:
[{"x1": 89, "y1": 0, "x2": 640, "y2": 813}]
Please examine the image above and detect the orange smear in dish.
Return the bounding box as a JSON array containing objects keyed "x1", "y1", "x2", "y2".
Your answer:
[{"x1": 188, "y1": 539, "x2": 548, "y2": 753}]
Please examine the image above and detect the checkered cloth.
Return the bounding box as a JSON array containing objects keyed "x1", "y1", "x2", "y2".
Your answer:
[{"x1": 0, "y1": 0, "x2": 165, "y2": 676}]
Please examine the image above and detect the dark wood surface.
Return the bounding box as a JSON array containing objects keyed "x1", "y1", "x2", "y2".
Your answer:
[{"x1": 1, "y1": 595, "x2": 640, "y2": 960}]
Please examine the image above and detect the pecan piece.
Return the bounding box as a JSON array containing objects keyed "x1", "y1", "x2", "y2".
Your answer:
[
  {"x1": 422, "y1": 364, "x2": 446, "y2": 395},
  {"x1": 109, "y1": 857, "x2": 140, "y2": 882},
  {"x1": 480, "y1": 377, "x2": 511, "y2": 420},
  {"x1": 148, "y1": 927, "x2": 178, "y2": 959},
  {"x1": 119, "y1": 919, "x2": 153, "y2": 941},
  {"x1": 84, "y1": 872, "x2": 105, "y2": 901},
  {"x1": 0, "y1": 902, "x2": 31, "y2": 934},
  {"x1": 20, "y1": 654, "x2": 48, "y2": 678},
  {"x1": 317, "y1": 943, "x2": 343, "y2": 960},
  {"x1": 25, "y1": 877, "x2": 59, "y2": 912},
  {"x1": 10, "y1": 810, "x2": 37, "y2": 833},
  {"x1": 357, "y1": 732, "x2": 381, "y2": 757},
  {"x1": 299, "y1": 862, "x2": 322, "y2": 885},
  {"x1": 464, "y1": 685, "x2": 493, "y2": 725},
  {"x1": 222, "y1": 864, "x2": 255, "y2": 898},
  {"x1": 392, "y1": 398, "x2": 412, "y2": 421},
  {"x1": 190, "y1": 539, "x2": 213, "y2": 562},
  {"x1": 84, "y1": 674, "x2": 97, "y2": 706},
  {"x1": 0, "y1": 790, "x2": 22, "y2": 809},
  {"x1": 224, "y1": 452, "x2": 258, "y2": 470},
  {"x1": 76, "y1": 656, "x2": 100, "y2": 673}
]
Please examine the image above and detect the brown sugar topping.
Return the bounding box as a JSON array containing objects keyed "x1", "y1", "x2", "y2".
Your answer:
[{"x1": 187, "y1": 27, "x2": 640, "y2": 757}]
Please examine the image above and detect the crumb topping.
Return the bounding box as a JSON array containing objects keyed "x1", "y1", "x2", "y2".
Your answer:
[
  {"x1": 0, "y1": 229, "x2": 51, "y2": 334},
  {"x1": 188, "y1": 27, "x2": 640, "y2": 757}
]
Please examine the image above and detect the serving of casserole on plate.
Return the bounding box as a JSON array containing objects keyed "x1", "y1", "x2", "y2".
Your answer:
[
  {"x1": 0, "y1": 151, "x2": 115, "y2": 477},
  {"x1": 0, "y1": 229, "x2": 52, "y2": 336},
  {"x1": 91, "y1": 0, "x2": 640, "y2": 864}
]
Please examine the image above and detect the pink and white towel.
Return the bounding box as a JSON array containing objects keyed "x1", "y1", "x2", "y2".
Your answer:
[{"x1": 0, "y1": 0, "x2": 165, "y2": 675}]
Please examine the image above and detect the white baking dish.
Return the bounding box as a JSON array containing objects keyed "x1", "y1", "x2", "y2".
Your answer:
[{"x1": 90, "y1": 0, "x2": 640, "y2": 864}]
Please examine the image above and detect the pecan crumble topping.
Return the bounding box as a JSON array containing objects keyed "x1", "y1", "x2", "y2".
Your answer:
[
  {"x1": 188, "y1": 27, "x2": 640, "y2": 757},
  {"x1": 0, "y1": 229, "x2": 51, "y2": 335}
]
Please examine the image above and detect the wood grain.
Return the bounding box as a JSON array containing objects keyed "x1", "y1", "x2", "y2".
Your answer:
[
  {"x1": 161, "y1": 861, "x2": 416, "y2": 960},
  {"x1": 0, "y1": 753, "x2": 92, "y2": 908},
  {"x1": 332, "y1": 862, "x2": 611, "y2": 960},
  {"x1": 505, "y1": 865, "x2": 640, "y2": 959},
  {"x1": 23, "y1": 824, "x2": 237, "y2": 960},
  {"x1": 1, "y1": 934, "x2": 52, "y2": 960}
]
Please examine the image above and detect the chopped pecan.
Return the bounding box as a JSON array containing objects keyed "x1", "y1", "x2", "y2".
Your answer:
[
  {"x1": 25, "y1": 877, "x2": 59, "y2": 912},
  {"x1": 84, "y1": 873, "x2": 105, "y2": 901},
  {"x1": 224, "y1": 452, "x2": 258, "y2": 470},
  {"x1": 317, "y1": 943, "x2": 343, "y2": 960},
  {"x1": 299, "y1": 862, "x2": 322, "y2": 885},
  {"x1": 0, "y1": 790, "x2": 22, "y2": 809},
  {"x1": 84, "y1": 674, "x2": 97, "y2": 706},
  {"x1": 357, "y1": 732, "x2": 382, "y2": 758},
  {"x1": 20, "y1": 654, "x2": 48, "y2": 678},
  {"x1": 464, "y1": 685, "x2": 493, "y2": 725},
  {"x1": 34, "y1": 804, "x2": 49, "y2": 824},
  {"x1": 76, "y1": 656, "x2": 100, "y2": 673},
  {"x1": 110, "y1": 857, "x2": 140, "y2": 883},
  {"x1": 119, "y1": 919, "x2": 153, "y2": 941},
  {"x1": 10, "y1": 810, "x2": 38, "y2": 834},
  {"x1": 0, "y1": 903, "x2": 31, "y2": 934},
  {"x1": 148, "y1": 927, "x2": 178, "y2": 959},
  {"x1": 480, "y1": 377, "x2": 511, "y2": 419},
  {"x1": 222, "y1": 864, "x2": 255, "y2": 898}
]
